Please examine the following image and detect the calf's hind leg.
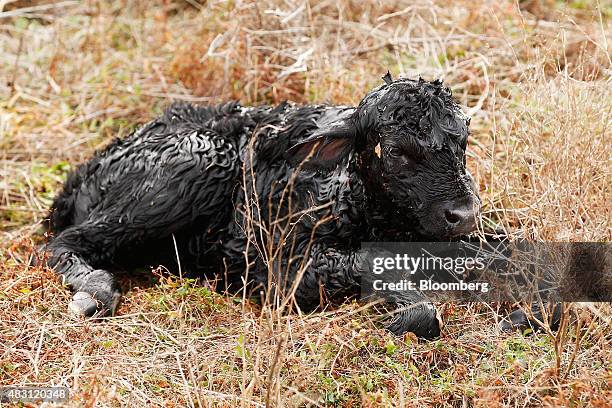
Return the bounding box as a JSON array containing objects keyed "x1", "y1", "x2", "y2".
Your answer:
[
  {"x1": 45, "y1": 222, "x2": 122, "y2": 317},
  {"x1": 44, "y1": 108, "x2": 244, "y2": 315}
]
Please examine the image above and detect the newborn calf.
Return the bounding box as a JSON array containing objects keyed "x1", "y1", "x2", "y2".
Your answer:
[{"x1": 44, "y1": 75, "x2": 480, "y2": 339}]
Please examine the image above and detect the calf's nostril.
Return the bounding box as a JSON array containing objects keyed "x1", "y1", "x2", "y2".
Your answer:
[{"x1": 444, "y1": 209, "x2": 461, "y2": 225}]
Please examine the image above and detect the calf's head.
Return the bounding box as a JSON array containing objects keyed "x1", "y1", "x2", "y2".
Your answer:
[{"x1": 289, "y1": 75, "x2": 481, "y2": 239}]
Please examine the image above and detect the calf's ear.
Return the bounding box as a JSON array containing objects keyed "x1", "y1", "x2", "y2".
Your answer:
[{"x1": 286, "y1": 122, "x2": 355, "y2": 169}]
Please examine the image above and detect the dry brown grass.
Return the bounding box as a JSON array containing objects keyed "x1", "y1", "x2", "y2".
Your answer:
[{"x1": 0, "y1": 0, "x2": 610, "y2": 406}]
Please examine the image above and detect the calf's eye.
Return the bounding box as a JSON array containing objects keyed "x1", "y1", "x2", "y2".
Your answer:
[
  {"x1": 418, "y1": 116, "x2": 432, "y2": 135},
  {"x1": 389, "y1": 148, "x2": 417, "y2": 170},
  {"x1": 399, "y1": 154, "x2": 417, "y2": 169}
]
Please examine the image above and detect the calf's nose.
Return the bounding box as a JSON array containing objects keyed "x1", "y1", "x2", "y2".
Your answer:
[{"x1": 442, "y1": 198, "x2": 479, "y2": 236}]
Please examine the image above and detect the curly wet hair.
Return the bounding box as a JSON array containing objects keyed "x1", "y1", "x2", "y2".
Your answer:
[{"x1": 43, "y1": 74, "x2": 480, "y2": 339}]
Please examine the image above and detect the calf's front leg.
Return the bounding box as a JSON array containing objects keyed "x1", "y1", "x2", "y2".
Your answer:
[{"x1": 293, "y1": 246, "x2": 442, "y2": 339}]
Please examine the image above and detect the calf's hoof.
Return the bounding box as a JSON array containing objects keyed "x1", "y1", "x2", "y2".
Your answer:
[
  {"x1": 65, "y1": 268, "x2": 121, "y2": 317},
  {"x1": 68, "y1": 289, "x2": 120, "y2": 317},
  {"x1": 499, "y1": 304, "x2": 562, "y2": 333},
  {"x1": 385, "y1": 302, "x2": 442, "y2": 340},
  {"x1": 68, "y1": 292, "x2": 100, "y2": 317}
]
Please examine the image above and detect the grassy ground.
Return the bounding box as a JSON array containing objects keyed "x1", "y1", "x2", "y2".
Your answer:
[{"x1": 1, "y1": 0, "x2": 610, "y2": 406}]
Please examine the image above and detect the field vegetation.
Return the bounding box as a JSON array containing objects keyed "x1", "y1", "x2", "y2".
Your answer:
[{"x1": 0, "y1": 0, "x2": 610, "y2": 406}]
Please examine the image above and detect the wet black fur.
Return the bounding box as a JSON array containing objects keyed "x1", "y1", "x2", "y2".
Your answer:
[{"x1": 44, "y1": 77, "x2": 478, "y2": 339}]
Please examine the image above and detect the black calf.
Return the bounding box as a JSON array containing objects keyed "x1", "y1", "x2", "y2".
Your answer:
[{"x1": 44, "y1": 75, "x2": 480, "y2": 339}]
